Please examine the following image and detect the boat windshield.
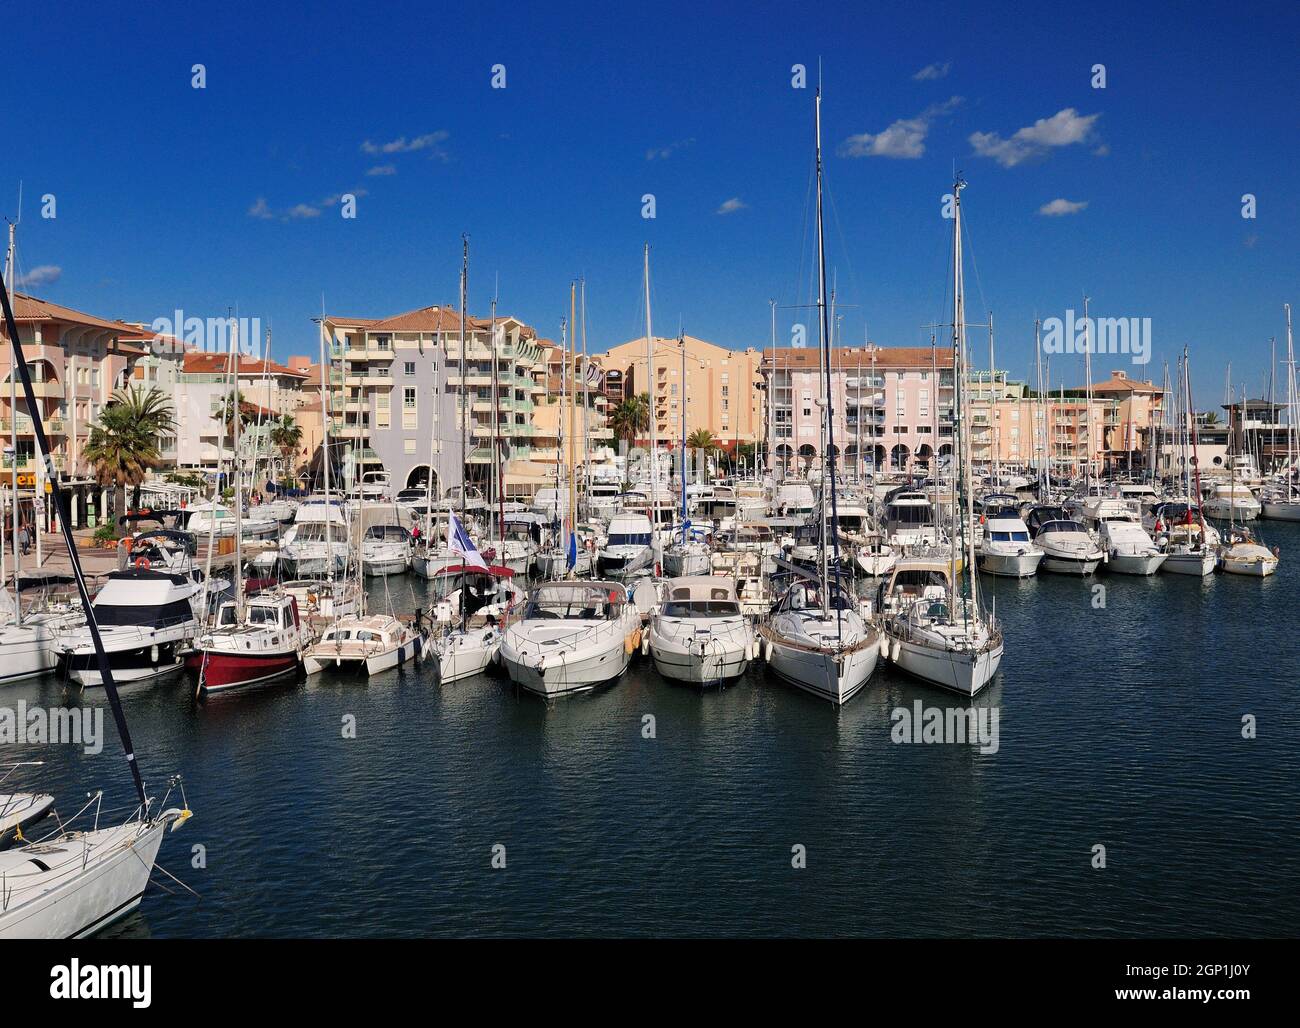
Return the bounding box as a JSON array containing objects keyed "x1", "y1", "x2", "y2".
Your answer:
[
  {"x1": 607, "y1": 533, "x2": 651, "y2": 546},
  {"x1": 1040, "y1": 520, "x2": 1086, "y2": 534},
  {"x1": 525, "y1": 583, "x2": 622, "y2": 620},
  {"x1": 217, "y1": 604, "x2": 281, "y2": 626},
  {"x1": 365, "y1": 525, "x2": 409, "y2": 541},
  {"x1": 661, "y1": 599, "x2": 741, "y2": 618},
  {"x1": 989, "y1": 530, "x2": 1031, "y2": 542}
]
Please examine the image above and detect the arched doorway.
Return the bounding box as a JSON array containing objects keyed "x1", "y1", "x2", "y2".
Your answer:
[
  {"x1": 775, "y1": 443, "x2": 793, "y2": 477},
  {"x1": 890, "y1": 443, "x2": 910, "y2": 472},
  {"x1": 405, "y1": 465, "x2": 439, "y2": 494},
  {"x1": 798, "y1": 443, "x2": 816, "y2": 473},
  {"x1": 915, "y1": 443, "x2": 933, "y2": 473}
]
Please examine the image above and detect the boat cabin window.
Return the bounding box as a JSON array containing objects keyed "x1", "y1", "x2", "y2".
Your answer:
[
  {"x1": 525, "y1": 583, "x2": 622, "y2": 620},
  {"x1": 94, "y1": 599, "x2": 194, "y2": 629},
  {"x1": 1039, "y1": 520, "x2": 1086, "y2": 534},
  {"x1": 989, "y1": 530, "x2": 1030, "y2": 543},
  {"x1": 607, "y1": 532, "x2": 651, "y2": 546},
  {"x1": 365, "y1": 525, "x2": 409, "y2": 542},
  {"x1": 662, "y1": 599, "x2": 741, "y2": 618}
]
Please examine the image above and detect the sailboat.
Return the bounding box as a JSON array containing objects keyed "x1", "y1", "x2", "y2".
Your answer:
[
  {"x1": 188, "y1": 332, "x2": 308, "y2": 695},
  {"x1": 1218, "y1": 387, "x2": 1280, "y2": 576},
  {"x1": 881, "y1": 176, "x2": 1003, "y2": 697},
  {"x1": 762, "y1": 88, "x2": 880, "y2": 706},
  {"x1": 0, "y1": 273, "x2": 192, "y2": 938},
  {"x1": 1158, "y1": 350, "x2": 1220, "y2": 576},
  {"x1": 1262, "y1": 304, "x2": 1300, "y2": 520},
  {"x1": 0, "y1": 762, "x2": 52, "y2": 844},
  {"x1": 662, "y1": 334, "x2": 711, "y2": 577}
]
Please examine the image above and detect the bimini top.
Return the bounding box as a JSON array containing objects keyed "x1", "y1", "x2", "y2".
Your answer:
[{"x1": 524, "y1": 581, "x2": 628, "y2": 619}]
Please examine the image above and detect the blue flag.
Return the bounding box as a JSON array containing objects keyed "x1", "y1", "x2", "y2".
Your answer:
[{"x1": 566, "y1": 528, "x2": 578, "y2": 570}]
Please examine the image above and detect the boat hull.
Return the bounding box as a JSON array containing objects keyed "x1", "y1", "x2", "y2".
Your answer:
[
  {"x1": 887, "y1": 632, "x2": 1003, "y2": 697},
  {"x1": 189, "y1": 648, "x2": 301, "y2": 693},
  {"x1": 1161, "y1": 550, "x2": 1217, "y2": 576},
  {"x1": 501, "y1": 642, "x2": 630, "y2": 698},
  {"x1": 765, "y1": 634, "x2": 878, "y2": 705},
  {"x1": 1261, "y1": 500, "x2": 1300, "y2": 521},
  {"x1": 649, "y1": 626, "x2": 752, "y2": 685},
  {"x1": 977, "y1": 550, "x2": 1043, "y2": 578},
  {"x1": 432, "y1": 627, "x2": 500, "y2": 685},
  {"x1": 0, "y1": 820, "x2": 167, "y2": 939},
  {"x1": 1105, "y1": 552, "x2": 1167, "y2": 575},
  {"x1": 1039, "y1": 552, "x2": 1101, "y2": 575}
]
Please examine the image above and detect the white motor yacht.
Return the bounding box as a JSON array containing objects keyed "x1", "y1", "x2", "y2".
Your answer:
[
  {"x1": 361, "y1": 524, "x2": 412, "y2": 576},
  {"x1": 499, "y1": 581, "x2": 642, "y2": 698},
  {"x1": 58, "y1": 569, "x2": 200, "y2": 686},
  {"x1": 1202, "y1": 482, "x2": 1261, "y2": 522},
  {"x1": 303, "y1": 613, "x2": 425, "y2": 676},
  {"x1": 596, "y1": 513, "x2": 655, "y2": 580},
  {"x1": 648, "y1": 576, "x2": 755, "y2": 687},
  {"x1": 1027, "y1": 506, "x2": 1103, "y2": 575},
  {"x1": 977, "y1": 507, "x2": 1043, "y2": 578}
]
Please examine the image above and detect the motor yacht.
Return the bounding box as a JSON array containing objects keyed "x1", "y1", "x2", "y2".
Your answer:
[{"x1": 648, "y1": 576, "x2": 755, "y2": 687}]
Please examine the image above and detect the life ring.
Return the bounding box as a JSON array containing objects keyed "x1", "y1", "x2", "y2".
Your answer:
[{"x1": 134, "y1": 556, "x2": 151, "y2": 569}]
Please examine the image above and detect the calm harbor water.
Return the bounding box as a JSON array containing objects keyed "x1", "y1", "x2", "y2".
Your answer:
[{"x1": 7, "y1": 521, "x2": 1300, "y2": 937}]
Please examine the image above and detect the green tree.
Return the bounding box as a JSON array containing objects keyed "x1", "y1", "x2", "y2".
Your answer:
[
  {"x1": 608, "y1": 393, "x2": 650, "y2": 452},
  {"x1": 82, "y1": 386, "x2": 174, "y2": 530},
  {"x1": 269, "y1": 414, "x2": 304, "y2": 477}
]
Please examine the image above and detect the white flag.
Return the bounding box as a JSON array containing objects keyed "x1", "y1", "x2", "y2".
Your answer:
[{"x1": 447, "y1": 512, "x2": 488, "y2": 571}]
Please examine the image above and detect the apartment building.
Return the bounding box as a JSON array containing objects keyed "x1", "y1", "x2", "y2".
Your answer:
[
  {"x1": 762, "y1": 345, "x2": 956, "y2": 476},
  {"x1": 0, "y1": 292, "x2": 146, "y2": 527},
  {"x1": 130, "y1": 350, "x2": 308, "y2": 471},
  {"x1": 318, "y1": 306, "x2": 568, "y2": 498},
  {"x1": 601, "y1": 335, "x2": 764, "y2": 451}
]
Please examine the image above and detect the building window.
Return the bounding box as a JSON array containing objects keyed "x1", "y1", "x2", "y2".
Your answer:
[
  {"x1": 404, "y1": 362, "x2": 416, "y2": 377},
  {"x1": 404, "y1": 388, "x2": 417, "y2": 410},
  {"x1": 404, "y1": 439, "x2": 417, "y2": 454}
]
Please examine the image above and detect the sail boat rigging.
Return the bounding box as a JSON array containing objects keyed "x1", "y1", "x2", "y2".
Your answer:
[{"x1": 0, "y1": 256, "x2": 191, "y2": 940}]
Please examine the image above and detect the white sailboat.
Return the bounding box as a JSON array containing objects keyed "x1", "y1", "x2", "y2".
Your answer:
[
  {"x1": 763, "y1": 88, "x2": 880, "y2": 706},
  {"x1": 881, "y1": 176, "x2": 1003, "y2": 698},
  {"x1": 0, "y1": 272, "x2": 192, "y2": 938},
  {"x1": 1262, "y1": 304, "x2": 1300, "y2": 520}
]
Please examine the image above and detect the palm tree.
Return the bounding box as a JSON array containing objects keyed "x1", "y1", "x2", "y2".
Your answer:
[
  {"x1": 686, "y1": 427, "x2": 717, "y2": 481},
  {"x1": 1203, "y1": 410, "x2": 1221, "y2": 427},
  {"x1": 82, "y1": 386, "x2": 174, "y2": 531},
  {"x1": 268, "y1": 414, "x2": 303, "y2": 479},
  {"x1": 216, "y1": 390, "x2": 257, "y2": 446},
  {"x1": 608, "y1": 393, "x2": 650, "y2": 452}
]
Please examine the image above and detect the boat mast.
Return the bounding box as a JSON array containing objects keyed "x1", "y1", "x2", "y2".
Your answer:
[
  {"x1": 950, "y1": 176, "x2": 978, "y2": 625},
  {"x1": 568, "y1": 281, "x2": 577, "y2": 577},
  {"x1": 459, "y1": 236, "x2": 468, "y2": 529},
  {"x1": 490, "y1": 292, "x2": 499, "y2": 535},
  {"x1": 1082, "y1": 294, "x2": 1093, "y2": 487},
  {"x1": 1286, "y1": 304, "x2": 1296, "y2": 498},
  {"x1": 813, "y1": 88, "x2": 842, "y2": 635},
  {"x1": 643, "y1": 243, "x2": 660, "y2": 567},
  {"x1": 679, "y1": 331, "x2": 687, "y2": 535},
  {"x1": 581, "y1": 278, "x2": 590, "y2": 522},
  {"x1": 5, "y1": 223, "x2": 19, "y2": 625},
  {"x1": 318, "y1": 306, "x2": 335, "y2": 596},
  {"x1": 230, "y1": 322, "x2": 244, "y2": 622}
]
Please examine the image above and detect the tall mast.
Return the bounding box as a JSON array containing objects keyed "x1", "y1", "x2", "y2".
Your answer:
[
  {"x1": 230, "y1": 322, "x2": 244, "y2": 621},
  {"x1": 459, "y1": 235, "x2": 468, "y2": 525},
  {"x1": 814, "y1": 88, "x2": 842, "y2": 633},
  {"x1": 951, "y1": 176, "x2": 978, "y2": 624},
  {"x1": 580, "y1": 278, "x2": 590, "y2": 521},
  {"x1": 490, "y1": 292, "x2": 500, "y2": 535},
  {"x1": 318, "y1": 305, "x2": 334, "y2": 593},
  {"x1": 1286, "y1": 304, "x2": 1296, "y2": 497},
  {"x1": 643, "y1": 243, "x2": 660, "y2": 565},
  {"x1": 767, "y1": 299, "x2": 776, "y2": 479},
  {"x1": 1082, "y1": 294, "x2": 1093, "y2": 487},
  {"x1": 5, "y1": 222, "x2": 20, "y2": 623},
  {"x1": 568, "y1": 281, "x2": 577, "y2": 575}
]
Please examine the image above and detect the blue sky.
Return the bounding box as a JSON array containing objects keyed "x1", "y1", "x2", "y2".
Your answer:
[{"x1": 3, "y1": 0, "x2": 1297, "y2": 401}]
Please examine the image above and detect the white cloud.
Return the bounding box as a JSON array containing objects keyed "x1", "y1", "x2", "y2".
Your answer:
[
  {"x1": 970, "y1": 108, "x2": 1101, "y2": 167},
  {"x1": 716, "y1": 197, "x2": 748, "y2": 215},
  {"x1": 16, "y1": 265, "x2": 61, "y2": 288},
  {"x1": 913, "y1": 62, "x2": 951, "y2": 81},
  {"x1": 838, "y1": 96, "x2": 962, "y2": 159},
  {"x1": 286, "y1": 203, "x2": 321, "y2": 219},
  {"x1": 646, "y1": 138, "x2": 694, "y2": 161},
  {"x1": 1038, "y1": 198, "x2": 1088, "y2": 216},
  {"x1": 366, "y1": 164, "x2": 397, "y2": 176},
  {"x1": 248, "y1": 197, "x2": 274, "y2": 219},
  {"x1": 360, "y1": 131, "x2": 450, "y2": 160}
]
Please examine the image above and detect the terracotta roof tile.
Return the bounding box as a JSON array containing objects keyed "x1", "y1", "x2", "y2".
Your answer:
[
  {"x1": 181, "y1": 352, "x2": 308, "y2": 378},
  {"x1": 7, "y1": 292, "x2": 139, "y2": 334}
]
